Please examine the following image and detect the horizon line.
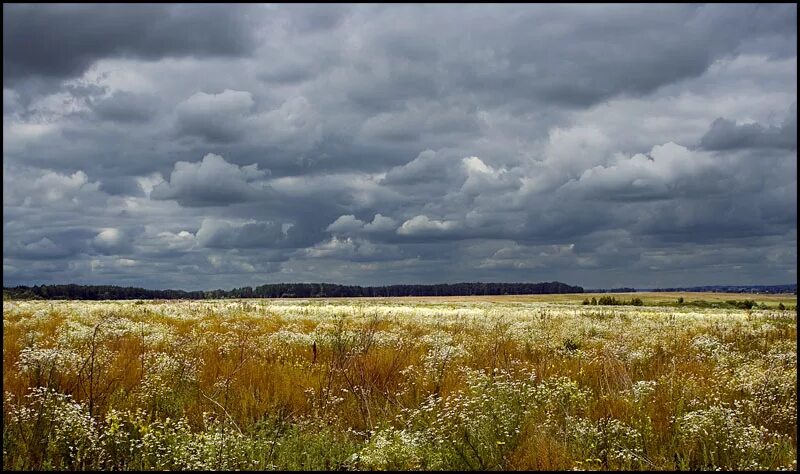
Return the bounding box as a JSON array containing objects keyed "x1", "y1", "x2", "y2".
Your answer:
[{"x1": 4, "y1": 281, "x2": 797, "y2": 293}]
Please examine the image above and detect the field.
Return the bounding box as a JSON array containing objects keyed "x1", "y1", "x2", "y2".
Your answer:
[
  {"x1": 3, "y1": 295, "x2": 797, "y2": 470},
  {"x1": 334, "y1": 292, "x2": 797, "y2": 307}
]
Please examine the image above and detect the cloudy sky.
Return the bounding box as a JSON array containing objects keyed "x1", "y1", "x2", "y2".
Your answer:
[{"x1": 3, "y1": 4, "x2": 797, "y2": 290}]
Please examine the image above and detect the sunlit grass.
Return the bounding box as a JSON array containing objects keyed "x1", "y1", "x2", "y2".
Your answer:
[{"x1": 3, "y1": 298, "x2": 797, "y2": 470}]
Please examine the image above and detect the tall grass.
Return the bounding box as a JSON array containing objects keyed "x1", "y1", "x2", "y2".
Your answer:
[{"x1": 3, "y1": 299, "x2": 797, "y2": 470}]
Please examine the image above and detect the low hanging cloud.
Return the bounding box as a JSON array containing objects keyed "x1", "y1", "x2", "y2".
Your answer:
[
  {"x1": 7, "y1": 237, "x2": 77, "y2": 260},
  {"x1": 364, "y1": 214, "x2": 398, "y2": 233},
  {"x1": 254, "y1": 96, "x2": 323, "y2": 151},
  {"x1": 196, "y1": 219, "x2": 289, "y2": 249},
  {"x1": 559, "y1": 142, "x2": 716, "y2": 202},
  {"x1": 153, "y1": 230, "x2": 197, "y2": 254},
  {"x1": 91, "y1": 228, "x2": 134, "y2": 255},
  {"x1": 326, "y1": 215, "x2": 365, "y2": 234},
  {"x1": 382, "y1": 150, "x2": 459, "y2": 185},
  {"x1": 92, "y1": 91, "x2": 160, "y2": 123},
  {"x1": 150, "y1": 153, "x2": 268, "y2": 206},
  {"x1": 477, "y1": 242, "x2": 585, "y2": 270},
  {"x1": 4, "y1": 166, "x2": 104, "y2": 210},
  {"x1": 326, "y1": 213, "x2": 399, "y2": 236},
  {"x1": 698, "y1": 104, "x2": 797, "y2": 151},
  {"x1": 460, "y1": 156, "x2": 519, "y2": 196},
  {"x1": 397, "y1": 215, "x2": 462, "y2": 237},
  {"x1": 304, "y1": 236, "x2": 401, "y2": 261},
  {"x1": 175, "y1": 89, "x2": 255, "y2": 143}
]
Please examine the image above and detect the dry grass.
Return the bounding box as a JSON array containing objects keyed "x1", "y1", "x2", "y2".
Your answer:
[
  {"x1": 345, "y1": 291, "x2": 797, "y2": 307},
  {"x1": 3, "y1": 298, "x2": 797, "y2": 470}
]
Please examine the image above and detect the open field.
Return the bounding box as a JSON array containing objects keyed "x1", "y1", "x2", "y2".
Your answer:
[
  {"x1": 334, "y1": 292, "x2": 798, "y2": 307},
  {"x1": 3, "y1": 298, "x2": 797, "y2": 470}
]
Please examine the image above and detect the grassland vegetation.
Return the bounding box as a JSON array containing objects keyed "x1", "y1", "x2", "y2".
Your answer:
[{"x1": 3, "y1": 298, "x2": 797, "y2": 470}]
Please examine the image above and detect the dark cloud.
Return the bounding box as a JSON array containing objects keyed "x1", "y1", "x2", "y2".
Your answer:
[
  {"x1": 284, "y1": 4, "x2": 350, "y2": 34},
  {"x1": 174, "y1": 90, "x2": 255, "y2": 143},
  {"x1": 98, "y1": 176, "x2": 146, "y2": 197},
  {"x1": 3, "y1": 4, "x2": 797, "y2": 289},
  {"x1": 7, "y1": 237, "x2": 78, "y2": 260},
  {"x1": 196, "y1": 219, "x2": 296, "y2": 249},
  {"x1": 91, "y1": 91, "x2": 160, "y2": 123},
  {"x1": 699, "y1": 104, "x2": 797, "y2": 151},
  {"x1": 4, "y1": 226, "x2": 95, "y2": 262},
  {"x1": 382, "y1": 150, "x2": 460, "y2": 185},
  {"x1": 3, "y1": 4, "x2": 259, "y2": 84}
]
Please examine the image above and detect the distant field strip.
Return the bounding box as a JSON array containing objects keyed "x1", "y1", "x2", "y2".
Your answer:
[{"x1": 3, "y1": 299, "x2": 797, "y2": 470}]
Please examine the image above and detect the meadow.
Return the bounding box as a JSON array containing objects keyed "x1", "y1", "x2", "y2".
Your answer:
[{"x1": 2, "y1": 295, "x2": 797, "y2": 470}]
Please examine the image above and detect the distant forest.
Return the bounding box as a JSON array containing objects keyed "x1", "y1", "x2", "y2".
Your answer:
[
  {"x1": 647, "y1": 284, "x2": 797, "y2": 294},
  {"x1": 3, "y1": 281, "x2": 584, "y2": 300},
  {"x1": 586, "y1": 284, "x2": 796, "y2": 294}
]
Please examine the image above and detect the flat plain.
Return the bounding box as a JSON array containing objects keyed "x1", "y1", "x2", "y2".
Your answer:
[{"x1": 3, "y1": 294, "x2": 797, "y2": 470}]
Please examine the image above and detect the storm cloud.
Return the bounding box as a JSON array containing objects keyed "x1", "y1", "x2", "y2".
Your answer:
[
  {"x1": 3, "y1": 4, "x2": 258, "y2": 84},
  {"x1": 699, "y1": 104, "x2": 797, "y2": 151},
  {"x1": 3, "y1": 4, "x2": 796, "y2": 290}
]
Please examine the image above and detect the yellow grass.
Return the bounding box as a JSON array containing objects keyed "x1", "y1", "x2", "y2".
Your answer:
[
  {"x1": 333, "y1": 291, "x2": 797, "y2": 306},
  {"x1": 3, "y1": 297, "x2": 797, "y2": 470}
]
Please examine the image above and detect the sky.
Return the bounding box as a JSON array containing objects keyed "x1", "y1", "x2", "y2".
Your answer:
[{"x1": 2, "y1": 4, "x2": 797, "y2": 290}]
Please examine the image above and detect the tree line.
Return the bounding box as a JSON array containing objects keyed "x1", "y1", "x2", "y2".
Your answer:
[
  {"x1": 3, "y1": 281, "x2": 584, "y2": 300},
  {"x1": 582, "y1": 295, "x2": 644, "y2": 306}
]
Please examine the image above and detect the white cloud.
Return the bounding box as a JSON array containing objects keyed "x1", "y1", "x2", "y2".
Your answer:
[
  {"x1": 304, "y1": 236, "x2": 399, "y2": 261},
  {"x1": 150, "y1": 153, "x2": 268, "y2": 206},
  {"x1": 460, "y1": 156, "x2": 516, "y2": 196},
  {"x1": 4, "y1": 166, "x2": 104, "y2": 209},
  {"x1": 156, "y1": 230, "x2": 197, "y2": 252},
  {"x1": 363, "y1": 213, "x2": 397, "y2": 233},
  {"x1": 92, "y1": 228, "x2": 133, "y2": 255},
  {"x1": 136, "y1": 173, "x2": 165, "y2": 196},
  {"x1": 397, "y1": 215, "x2": 460, "y2": 236},
  {"x1": 326, "y1": 213, "x2": 398, "y2": 236},
  {"x1": 326, "y1": 215, "x2": 365, "y2": 234},
  {"x1": 560, "y1": 142, "x2": 716, "y2": 201}
]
